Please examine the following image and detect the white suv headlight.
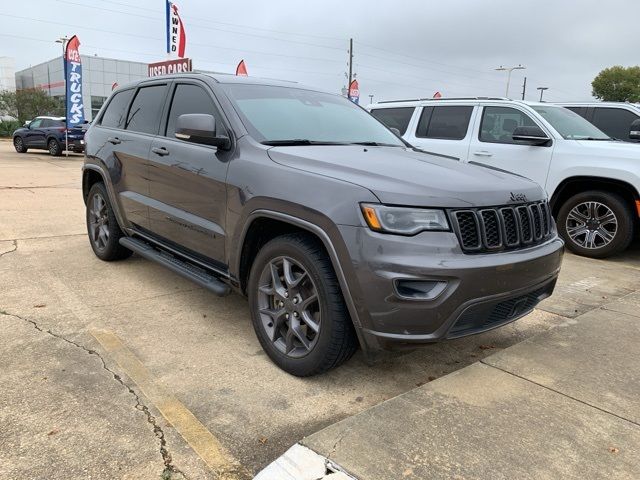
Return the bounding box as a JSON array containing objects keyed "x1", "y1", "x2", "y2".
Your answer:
[{"x1": 361, "y1": 203, "x2": 450, "y2": 235}]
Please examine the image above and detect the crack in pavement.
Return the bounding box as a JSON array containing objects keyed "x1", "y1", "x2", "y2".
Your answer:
[
  {"x1": 0, "y1": 310, "x2": 188, "y2": 479},
  {"x1": 0, "y1": 240, "x2": 18, "y2": 258}
]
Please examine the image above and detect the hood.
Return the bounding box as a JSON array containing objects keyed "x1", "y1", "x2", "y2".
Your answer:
[{"x1": 267, "y1": 145, "x2": 545, "y2": 208}]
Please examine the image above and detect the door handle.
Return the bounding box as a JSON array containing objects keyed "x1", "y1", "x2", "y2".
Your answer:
[
  {"x1": 151, "y1": 146, "x2": 169, "y2": 156},
  {"x1": 107, "y1": 137, "x2": 121, "y2": 145},
  {"x1": 473, "y1": 151, "x2": 493, "y2": 157}
]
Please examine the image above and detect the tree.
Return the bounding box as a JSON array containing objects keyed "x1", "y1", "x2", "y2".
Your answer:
[
  {"x1": 592, "y1": 66, "x2": 640, "y2": 102},
  {"x1": 0, "y1": 88, "x2": 63, "y2": 123}
]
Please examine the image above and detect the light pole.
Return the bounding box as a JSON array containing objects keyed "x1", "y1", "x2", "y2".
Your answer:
[
  {"x1": 495, "y1": 64, "x2": 526, "y2": 98},
  {"x1": 368, "y1": 94, "x2": 374, "y2": 104},
  {"x1": 537, "y1": 87, "x2": 549, "y2": 102},
  {"x1": 55, "y1": 37, "x2": 69, "y2": 156}
]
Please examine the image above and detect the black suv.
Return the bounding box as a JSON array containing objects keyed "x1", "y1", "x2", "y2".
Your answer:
[{"x1": 82, "y1": 73, "x2": 563, "y2": 376}]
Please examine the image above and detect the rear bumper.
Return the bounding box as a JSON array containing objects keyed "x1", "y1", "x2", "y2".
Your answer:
[
  {"x1": 337, "y1": 226, "x2": 564, "y2": 350},
  {"x1": 65, "y1": 139, "x2": 85, "y2": 152}
]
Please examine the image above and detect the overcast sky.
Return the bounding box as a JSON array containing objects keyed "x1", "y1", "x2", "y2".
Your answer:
[{"x1": 3, "y1": 0, "x2": 639, "y2": 103}]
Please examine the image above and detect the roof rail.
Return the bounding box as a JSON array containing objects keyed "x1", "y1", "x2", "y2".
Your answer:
[{"x1": 376, "y1": 96, "x2": 511, "y2": 104}]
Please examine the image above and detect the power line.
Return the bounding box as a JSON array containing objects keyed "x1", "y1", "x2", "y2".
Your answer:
[{"x1": 93, "y1": 0, "x2": 346, "y2": 42}]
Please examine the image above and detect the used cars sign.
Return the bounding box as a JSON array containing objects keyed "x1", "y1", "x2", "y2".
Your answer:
[{"x1": 148, "y1": 58, "x2": 192, "y2": 77}]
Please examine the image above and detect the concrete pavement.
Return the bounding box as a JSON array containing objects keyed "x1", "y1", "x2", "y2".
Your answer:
[{"x1": 281, "y1": 297, "x2": 640, "y2": 479}]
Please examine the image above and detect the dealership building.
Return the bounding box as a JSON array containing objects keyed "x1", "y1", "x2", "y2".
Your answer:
[{"x1": 15, "y1": 55, "x2": 149, "y2": 121}]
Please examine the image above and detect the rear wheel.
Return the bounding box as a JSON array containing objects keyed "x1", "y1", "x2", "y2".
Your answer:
[
  {"x1": 86, "y1": 182, "x2": 133, "y2": 261},
  {"x1": 48, "y1": 138, "x2": 62, "y2": 156},
  {"x1": 557, "y1": 190, "x2": 634, "y2": 258},
  {"x1": 13, "y1": 137, "x2": 27, "y2": 153},
  {"x1": 248, "y1": 233, "x2": 357, "y2": 376}
]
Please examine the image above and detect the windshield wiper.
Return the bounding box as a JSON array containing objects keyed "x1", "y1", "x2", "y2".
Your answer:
[
  {"x1": 349, "y1": 141, "x2": 403, "y2": 147},
  {"x1": 261, "y1": 139, "x2": 347, "y2": 146}
]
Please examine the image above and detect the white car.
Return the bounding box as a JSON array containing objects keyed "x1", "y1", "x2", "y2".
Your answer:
[
  {"x1": 557, "y1": 102, "x2": 640, "y2": 143},
  {"x1": 368, "y1": 97, "x2": 640, "y2": 258}
]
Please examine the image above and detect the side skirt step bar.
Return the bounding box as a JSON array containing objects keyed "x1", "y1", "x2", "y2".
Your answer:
[{"x1": 119, "y1": 237, "x2": 231, "y2": 297}]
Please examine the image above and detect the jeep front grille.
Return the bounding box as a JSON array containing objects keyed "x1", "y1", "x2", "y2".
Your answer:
[{"x1": 451, "y1": 201, "x2": 553, "y2": 253}]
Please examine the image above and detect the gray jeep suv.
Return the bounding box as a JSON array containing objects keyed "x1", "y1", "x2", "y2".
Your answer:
[{"x1": 82, "y1": 73, "x2": 563, "y2": 376}]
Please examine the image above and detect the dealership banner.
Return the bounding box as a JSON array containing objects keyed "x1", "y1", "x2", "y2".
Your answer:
[
  {"x1": 236, "y1": 60, "x2": 248, "y2": 76},
  {"x1": 349, "y1": 79, "x2": 359, "y2": 104},
  {"x1": 64, "y1": 35, "x2": 84, "y2": 126},
  {"x1": 148, "y1": 58, "x2": 192, "y2": 77},
  {"x1": 166, "y1": 1, "x2": 186, "y2": 58}
]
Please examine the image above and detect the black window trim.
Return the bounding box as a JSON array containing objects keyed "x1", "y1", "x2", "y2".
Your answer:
[
  {"x1": 478, "y1": 105, "x2": 552, "y2": 147},
  {"x1": 160, "y1": 79, "x2": 233, "y2": 148},
  {"x1": 415, "y1": 105, "x2": 474, "y2": 140}
]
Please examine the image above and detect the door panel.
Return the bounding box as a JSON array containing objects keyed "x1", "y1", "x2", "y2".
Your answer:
[
  {"x1": 146, "y1": 82, "x2": 230, "y2": 265},
  {"x1": 25, "y1": 119, "x2": 46, "y2": 146},
  {"x1": 467, "y1": 106, "x2": 554, "y2": 189}
]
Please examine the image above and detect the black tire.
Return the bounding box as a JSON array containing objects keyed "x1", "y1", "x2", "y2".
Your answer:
[
  {"x1": 86, "y1": 182, "x2": 133, "y2": 261},
  {"x1": 13, "y1": 137, "x2": 27, "y2": 153},
  {"x1": 48, "y1": 138, "x2": 62, "y2": 157},
  {"x1": 248, "y1": 233, "x2": 357, "y2": 376},
  {"x1": 557, "y1": 190, "x2": 634, "y2": 259}
]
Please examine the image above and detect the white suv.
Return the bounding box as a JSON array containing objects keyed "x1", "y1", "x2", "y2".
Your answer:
[
  {"x1": 368, "y1": 98, "x2": 640, "y2": 258},
  {"x1": 557, "y1": 102, "x2": 640, "y2": 143}
]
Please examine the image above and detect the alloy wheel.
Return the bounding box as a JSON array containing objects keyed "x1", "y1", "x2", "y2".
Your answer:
[
  {"x1": 257, "y1": 256, "x2": 321, "y2": 358},
  {"x1": 565, "y1": 201, "x2": 617, "y2": 249},
  {"x1": 49, "y1": 140, "x2": 58, "y2": 155},
  {"x1": 88, "y1": 193, "x2": 110, "y2": 251},
  {"x1": 14, "y1": 138, "x2": 23, "y2": 152}
]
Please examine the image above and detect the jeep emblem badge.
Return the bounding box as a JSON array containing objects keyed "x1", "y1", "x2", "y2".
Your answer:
[{"x1": 509, "y1": 192, "x2": 528, "y2": 203}]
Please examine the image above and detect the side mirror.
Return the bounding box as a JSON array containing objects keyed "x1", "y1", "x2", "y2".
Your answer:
[
  {"x1": 175, "y1": 114, "x2": 230, "y2": 149},
  {"x1": 629, "y1": 119, "x2": 640, "y2": 141},
  {"x1": 512, "y1": 125, "x2": 551, "y2": 146}
]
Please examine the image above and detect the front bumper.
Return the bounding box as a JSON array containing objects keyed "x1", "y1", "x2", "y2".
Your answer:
[{"x1": 337, "y1": 226, "x2": 564, "y2": 351}]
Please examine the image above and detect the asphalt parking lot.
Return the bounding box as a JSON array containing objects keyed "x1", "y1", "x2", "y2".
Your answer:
[{"x1": 1, "y1": 140, "x2": 639, "y2": 479}]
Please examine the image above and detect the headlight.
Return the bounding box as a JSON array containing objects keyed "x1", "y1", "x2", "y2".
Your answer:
[{"x1": 361, "y1": 203, "x2": 449, "y2": 235}]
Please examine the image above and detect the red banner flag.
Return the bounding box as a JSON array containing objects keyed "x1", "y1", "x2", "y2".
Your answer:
[
  {"x1": 166, "y1": 1, "x2": 187, "y2": 58},
  {"x1": 433, "y1": 91, "x2": 442, "y2": 99},
  {"x1": 236, "y1": 60, "x2": 248, "y2": 76}
]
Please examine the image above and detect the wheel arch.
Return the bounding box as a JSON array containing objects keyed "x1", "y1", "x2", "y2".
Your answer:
[
  {"x1": 236, "y1": 210, "x2": 371, "y2": 353},
  {"x1": 550, "y1": 176, "x2": 640, "y2": 220}
]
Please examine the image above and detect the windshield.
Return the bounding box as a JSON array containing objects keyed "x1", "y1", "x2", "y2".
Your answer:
[
  {"x1": 224, "y1": 84, "x2": 404, "y2": 146},
  {"x1": 532, "y1": 105, "x2": 610, "y2": 140}
]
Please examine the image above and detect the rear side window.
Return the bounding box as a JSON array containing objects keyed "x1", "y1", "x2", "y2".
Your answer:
[
  {"x1": 370, "y1": 107, "x2": 415, "y2": 135},
  {"x1": 479, "y1": 106, "x2": 537, "y2": 144},
  {"x1": 565, "y1": 106, "x2": 589, "y2": 119},
  {"x1": 591, "y1": 107, "x2": 639, "y2": 141},
  {"x1": 125, "y1": 85, "x2": 168, "y2": 135},
  {"x1": 416, "y1": 106, "x2": 473, "y2": 140},
  {"x1": 165, "y1": 84, "x2": 223, "y2": 138},
  {"x1": 101, "y1": 89, "x2": 134, "y2": 129}
]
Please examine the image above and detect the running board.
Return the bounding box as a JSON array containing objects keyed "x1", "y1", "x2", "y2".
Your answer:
[{"x1": 119, "y1": 237, "x2": 231, "y2": 297}]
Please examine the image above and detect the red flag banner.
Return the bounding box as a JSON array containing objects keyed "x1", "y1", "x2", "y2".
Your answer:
[
  {"x1": 433, "y1": 91, "x2": 442, "y2": 99},
  {"x1": 236, "y1": 60, "x2": 248, "y2": 76}
]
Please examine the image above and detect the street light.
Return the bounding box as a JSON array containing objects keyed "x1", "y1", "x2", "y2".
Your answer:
[
  {"x1": 537, "y1": 87, "x2": 549, "y2": 102},
  {"x1": 368, "y1": 94, "x2": 374, "y2": 104},
  {"x1": 495, "y1": 64, "x2": 526, "y2": 98}
]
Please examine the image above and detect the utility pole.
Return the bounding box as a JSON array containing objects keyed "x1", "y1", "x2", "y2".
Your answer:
[
  {"x1": 347, "y1": 38, "x2": 354, "y2": 100},
  {"x1": 537, "y1": 87, "x2": 549, "y2": 102},
  {"x1": 521, "y1": 77, "x2": 527, "y2": 100},
  {"x1": 495, "y1": 64, "x2": 526, "y2": 98}
]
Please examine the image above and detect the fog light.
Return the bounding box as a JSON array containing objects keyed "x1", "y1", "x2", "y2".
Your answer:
[{"x1": 395, "y1": 280, "x2": 447, "y2": 300}]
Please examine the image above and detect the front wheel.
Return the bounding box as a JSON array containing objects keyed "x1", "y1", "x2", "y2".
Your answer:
[
  {"x1": 48, "y1": 138, "x2": 62, "y2": 156},
  {"x1": 86, "y1": 182, "x2": 133, "y2": 261},
  {"x1": 13, "y1": 137, "x2": 27, "y2": 153},
  {"x1": 248, "y1": 233, "x2": 357, "y2": 376},
  {"x1": 557, "y1": 190, "x2": 634, "y2": 258}
]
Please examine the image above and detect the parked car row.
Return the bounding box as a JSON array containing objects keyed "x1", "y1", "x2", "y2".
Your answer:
[
  {"x1": 12, "y1": 116, "x2": 87, "y2": 156},
  {"x1": 369, "y1": 98, "x2": 640, "y2": 258}
]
